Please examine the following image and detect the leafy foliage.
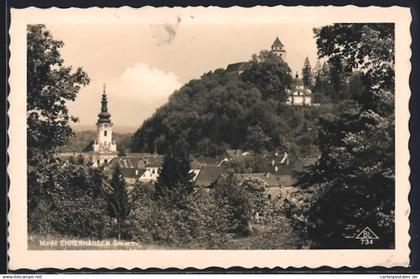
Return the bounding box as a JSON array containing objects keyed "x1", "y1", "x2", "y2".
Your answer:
[
  {"x1": 286, "y1": 23, "x2": 395, "y2": 248},
  {"x1": 131, "y1": 51, "x2": 325, "y2": 157},
  {"x1": 314, "y1": 23, "x2": 394, "y2": 93},
  {"x1": 29, "y1": 158, "x2": 111, "y2": 239},
  {"x1": 27, "y1": 24, "x2": 90, "y2": 213},
  {"x1": 241, "y1": 50, "x2": 291, "y2": 101},
  {"x1": 27, "y1": 25, "x2": 89, "y2": 158},
  {"x1": 154, "y1": 144, "x2": 195, "y2": 205},
  {"x1": 107, "y1": 165, "x2": 131, "y2": 240}
]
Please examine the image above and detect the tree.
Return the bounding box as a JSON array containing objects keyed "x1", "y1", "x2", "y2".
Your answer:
[
  {"x1": 27, "y1": 24, "x2": 90, "y2": 157},
  {"x1": 213, "y1": 174, "x2": 253, "y2": 236},
  {"x1": 107, "y1": 165, "x2": 131, "y2": 240},
  {"x1": 29, "y1": 159, "x2": 111, "y2": 239},
  {"x1": 27, "y1": 25, "x2": 90, "y2": 214},
  {"x1": 314, "y1": 23, "x2": 394, "y2": 94},
  {"x1": 154, "y1": 143, "x2": 195, "y2": 206},
  {"x1": 245, "y1": 126, "x2": 273, "y2": 153},
  {"x1": 241, "y1": 50, "x2": 292, "y2": 101},
  {"x1": 301, "y1": 57, "x2": 313, "y2": 88},
  {"x1": 288, "y1": 23, "x2": 395, "y2": 248},
  {"x1": 312, "y1": 61, "x2": 333, "y2": 103},
  {"x1": 328, "y1": 56, "x2": 348, "y2": 102}
]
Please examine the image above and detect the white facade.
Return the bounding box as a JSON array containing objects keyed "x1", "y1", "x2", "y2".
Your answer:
[
  {"x1": 139, "y1": 167, "x2": 160, "y2": 182},
  {"x1": 138, "y1": 167, "x2": 201, "y2": 183},
  {"x1": 286, "y1": 74, "x2": 312, "y2": 106},
  {"x1": 93, "y1": 123, "x2": 117, "y2": 153},
  {"x1": 286, "y1": 91, "x2": 312, "y2": 106}
]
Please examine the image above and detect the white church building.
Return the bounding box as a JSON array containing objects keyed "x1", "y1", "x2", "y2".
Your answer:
[
  {"x1": 286, "y1": 73, "x2": 312, "y2": 106},
  {"x1": 90, "y1": 86, "x2": 118, "y2": 166}
]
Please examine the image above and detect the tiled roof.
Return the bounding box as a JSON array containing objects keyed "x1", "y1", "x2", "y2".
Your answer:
[
  {"x1": 226, "y1": 62, "x2": 251, "y2": 72},
  {"x1": 109, "y1": 157, "x2": 145, "y2": 169},
  {"x1": 195, "y1": 166, "x2": 226, "y2": 187},
  {"x1": 120, "y1": 168, "x2": 146, "y2": 178},
  {"x1": 191, "y1": 160, "x2": 205, "y2": 170},
  {"x1": 143, "y1": 156, "x2": 164, "y2": 167}
]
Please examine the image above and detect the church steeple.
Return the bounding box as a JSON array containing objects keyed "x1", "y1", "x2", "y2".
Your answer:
[
  {"x1": 92, "y1": 84, "x2": 118, "y2": 166},
  {"x1": 97, "y1": 84, "x2": 111, "y2": 124}
]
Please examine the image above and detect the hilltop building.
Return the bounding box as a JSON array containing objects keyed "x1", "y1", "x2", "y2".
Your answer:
[
  {"x1": 271, "y1": 37, "x2": 286, "y2": 61},
  {"x1": 91, "y1": 85, "x2": 118, "y2": 166},
  {"x1": 225, "y1": 62, "x2": 251, "y2": 74},
  {"x1": 226, "y1": 37, "x2": 287, "y2": 75},
  {"x1": 286, "y1": 73, "x2": 312, "y2": 106}
]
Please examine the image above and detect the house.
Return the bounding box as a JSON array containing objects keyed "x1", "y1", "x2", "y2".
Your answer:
[
  {"x1": 120, "y1": 168, "x2": 146, "y2": 185},
  {"x1": 108, "y1": 155, "x2": 214, "y2": 185}
]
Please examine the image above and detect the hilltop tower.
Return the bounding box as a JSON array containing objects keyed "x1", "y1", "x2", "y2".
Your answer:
[
  {"x1": 271, "y1": 37, "x2": 286, "y2": 62},
  {"x1": 92, "y1": 85, "x2": 118, "y2": 166}
]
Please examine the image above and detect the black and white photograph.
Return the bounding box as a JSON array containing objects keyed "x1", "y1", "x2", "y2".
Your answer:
[{"x1": 7, "y1": 6, "x2": 411, "y2": 269}]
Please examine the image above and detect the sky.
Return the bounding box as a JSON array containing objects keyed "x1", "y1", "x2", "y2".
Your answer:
[{"x1": 47, "y1": 22, "x2": 323, "y2": 131}]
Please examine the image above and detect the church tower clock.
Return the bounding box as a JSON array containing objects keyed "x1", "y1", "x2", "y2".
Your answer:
[{"x1": 91, "y1": 85, "x2": 118, "y2": 166}]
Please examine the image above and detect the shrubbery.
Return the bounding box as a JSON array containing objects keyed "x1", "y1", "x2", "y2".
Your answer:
[{"x1": 29, "y1": 157, "x2": 112, "y2": 239}]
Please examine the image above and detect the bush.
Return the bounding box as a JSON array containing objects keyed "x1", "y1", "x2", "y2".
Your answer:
[
  {"x1": 28, "y1": 158, "x2": 112, "y2": 239},
  {"x1": 127, "y1": 186, "x2": 231, "y2": 248}
]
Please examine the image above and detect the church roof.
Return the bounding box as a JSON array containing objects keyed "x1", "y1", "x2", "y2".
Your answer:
[
  {"x1": 97, "y1": 86, "x2": 112, "y2": 124},
  {"x1": 291, "y1": 77, "x2": 304, "y2": 86}
]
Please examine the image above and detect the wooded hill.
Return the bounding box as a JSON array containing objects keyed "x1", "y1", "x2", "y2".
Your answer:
[{"x1": 131, "y1": 51, "x2": 339, "y2": 158}]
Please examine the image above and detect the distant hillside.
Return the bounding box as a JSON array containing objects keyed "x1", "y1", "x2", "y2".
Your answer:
[
  {"x1": 71, "y1": 124, "x2": 138, "y2": 133},
  {"x1": 60, "y1": 130, "x2": 133, "y2": 153},
  {"x1": 131, "y1": 51, "x2": 337, "y2": 158}
]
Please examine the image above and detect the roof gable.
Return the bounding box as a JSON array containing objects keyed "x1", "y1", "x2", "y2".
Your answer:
[{"x1": 272, "y1": 37, "x2": 284, "y2": 48}]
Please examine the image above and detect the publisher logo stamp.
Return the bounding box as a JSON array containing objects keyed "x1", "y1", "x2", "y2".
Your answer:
[{"x1": 356, "y1": 227, "x2": 379, "y2": 245}]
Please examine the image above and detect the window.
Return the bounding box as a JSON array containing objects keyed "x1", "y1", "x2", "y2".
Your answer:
[
  {"x1": 104, "y1": 159, "x2": 108, "y2": 164},
  {"x1": 104, "y1": 130, "x2": 107, "y2": 136}
]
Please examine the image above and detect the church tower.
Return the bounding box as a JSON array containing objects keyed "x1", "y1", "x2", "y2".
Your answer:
[
  {"x1": 271, "y1": 37, "x2": 286, "y2": 62},
  {"x1": 92, "y1": 85, "x2": 118, "y2": 166}
]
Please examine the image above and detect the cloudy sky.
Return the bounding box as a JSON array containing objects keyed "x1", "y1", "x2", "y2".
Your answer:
[{"x1": 48, "y1": 22, "x2": 322, "y2": 131}]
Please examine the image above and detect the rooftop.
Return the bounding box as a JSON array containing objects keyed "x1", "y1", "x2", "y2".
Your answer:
[
  {"x1": 195, "y1": 166, "x2": 226, "y2": 187},
  {"x1": 272, "y1": 37, "x2": 284, "y2": 48},
  {"x1": 226, "y1": 62, "x2": 251, "y2": 73}
]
